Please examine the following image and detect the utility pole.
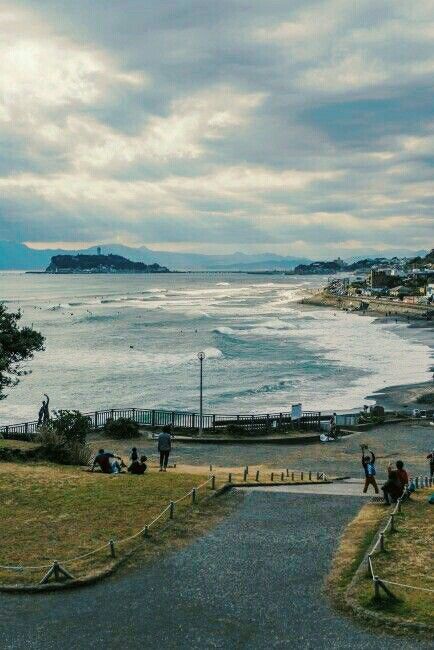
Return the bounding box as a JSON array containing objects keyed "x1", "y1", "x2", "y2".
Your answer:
[{"x1": 197, "y1": 351, "x2": 205, "y2": 435}]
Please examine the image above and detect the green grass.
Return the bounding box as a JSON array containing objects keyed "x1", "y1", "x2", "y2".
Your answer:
[{"x1": 0, "y1": 462, "x2": 224, "y2": 585}]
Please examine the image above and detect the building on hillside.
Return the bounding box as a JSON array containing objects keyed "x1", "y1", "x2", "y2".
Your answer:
[
  {"x1": 390, "y1": 285, "x2": 413, "y2": 297},
  {"x1": 370, "y1": 269, "x2": 396, "y2": 289}
]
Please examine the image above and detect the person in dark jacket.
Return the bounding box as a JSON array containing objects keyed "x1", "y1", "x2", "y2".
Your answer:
[
  {"x1": 128, "y1": 455, "x2": 147, "y2": 475},
  {"x1": 158, "y1": 426, "x2": 172, "y2": 472},
  {"x1": 361, "y1": 447, "x2": 379, "y2": 494}
]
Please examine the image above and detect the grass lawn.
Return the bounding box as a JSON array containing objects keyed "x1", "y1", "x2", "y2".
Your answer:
[
  {"x1": 0, "y1": 462, "x2": 230, "y2": 586},
  {"x1": 0, "y1": 438, "x2": 40, "y2": 451},
  {"x1": 328, "y1": 489, "x2": 434, "y2": 629}
]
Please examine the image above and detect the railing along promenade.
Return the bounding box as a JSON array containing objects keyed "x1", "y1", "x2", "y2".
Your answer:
[{"x1": 0, "y1": 407, "x2": 321, "y2": 439}]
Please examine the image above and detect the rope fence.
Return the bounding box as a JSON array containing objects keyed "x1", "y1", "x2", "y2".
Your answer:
[
  {"x1": 0, "y1": 475, "x2": 215, "y2": 585},
  {"x1": 0, "y1": 464, "x2": 327, "y2": 586},
  {"x1": 366, "y1": 476, "x2": 434, "y2": 600}
]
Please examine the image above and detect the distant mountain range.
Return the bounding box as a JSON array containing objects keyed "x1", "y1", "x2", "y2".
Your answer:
[
  {"x1": 0, "y1": 241, "x2": 310, "y2": 271},
  {"x1": 0, "y1": 241, "x2": 428, "y2": 272}
]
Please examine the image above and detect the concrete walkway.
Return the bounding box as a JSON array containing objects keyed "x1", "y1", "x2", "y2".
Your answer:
[{"x1": 0, "y1": 489, "x2": 430, "y2": 649}]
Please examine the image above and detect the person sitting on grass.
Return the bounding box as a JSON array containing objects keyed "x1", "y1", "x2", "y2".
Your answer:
[
  {"x1": 128, "y1": 455, "x2": 147, "y2": 475},
  {"x1": 361, "y1": 446, "x2": 379, "y2": 494},
  {"x1": 92, "y1": 449, "x2": 123, "y2": 474},
  {"x1": 158, "y1": 426, "x2": 172, "y2": 472},
  {"x1": 382, "y1": 461, "x2": 408, "y2": 504}
]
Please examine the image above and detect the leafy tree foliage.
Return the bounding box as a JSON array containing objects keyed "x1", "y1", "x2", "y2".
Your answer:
[
  {"x1": 0, "y1": 304, "x2": 44, "y2": 400},
  {"x1": 50, "y1": 410, "x2": 93, "y2": 445}
]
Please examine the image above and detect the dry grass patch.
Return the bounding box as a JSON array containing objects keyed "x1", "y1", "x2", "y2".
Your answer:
[
  {"x1": 0, "y1": 462, "x2": 233, "y2": 586},
  {"x1": 328, "y1": 490, "x2": 434, "y2": 629},
  {"x1": 0, "y1": 438, "x2": 40, "y2": 451},
  {"x1": 327, "y1": 502, "x2": 386, "y2": 608}
]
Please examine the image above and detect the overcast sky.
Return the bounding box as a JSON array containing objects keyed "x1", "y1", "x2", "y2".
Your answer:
[{"x1": 1, "y1": 1, "x2": 433, "y2": 256}]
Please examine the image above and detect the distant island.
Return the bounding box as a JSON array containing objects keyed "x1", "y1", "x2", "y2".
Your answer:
[{"x1": 45, "y1": 253, "x2": 170, "y2": 274}]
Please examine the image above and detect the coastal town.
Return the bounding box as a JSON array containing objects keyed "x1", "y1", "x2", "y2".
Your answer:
[{"x1": 301, "y1": 249, "x2": 434, "y2": 317}]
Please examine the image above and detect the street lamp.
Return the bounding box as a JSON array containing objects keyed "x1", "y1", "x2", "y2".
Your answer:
[{"x1": 197, "y1": 351, "x2": 205, "y2": 435}]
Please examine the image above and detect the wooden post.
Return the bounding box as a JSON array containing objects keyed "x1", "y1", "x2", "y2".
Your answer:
[
  {"x1": 271, "y1": 472, "x2": 274, "y2": 482},
  {"x1": 191, "y1": 488, "x2": 196, "y2": 504},
  {"x1": 301, "y1": 471, "x2": 304, "y2": 481},
  {"x1": 256, "y1": 470, "x2": 259, "y2": 481},
  {"x1": 309, "y1": 471, "x2": 312, "y2": 481},
  {"x1": 109, "y1": 540, "x2": 116, "y2": 558},
  {"x1": 211, "y1": 475, "x2": 216, "y2": 490},
  {"x1": 374, "y1": 577, "x2": 380, "y2": 599},
  {"x1": 169, "y1": 501, "x2": 175, "y2": 519},
  {"x1": 291, "y1": 472, "x2": 294, "y2": 481},
  {"x1": 380, "y1": 533, "x2": 385, "y2": 551},
  {"x1": 209, "y1": 464, "x2": 213, "y2": 472},
  {"x1": 142, "y1": 526, "x2": 149, "y2": 538},
  {"x1": 415, "y1": 476, "x2": 419, "y2": 489},
  {"x1": 286, "y1": 468, "x2": 289, "y2": 477},
  {"x1": 390, "y1": 514, "x2": 395, "y2": 532},
  {"x1": 243, "y1": 468, "x2": 248, "y2": 481},
  {"x1": 281, "y1": 472, "x2": 284, "y2": 481}
]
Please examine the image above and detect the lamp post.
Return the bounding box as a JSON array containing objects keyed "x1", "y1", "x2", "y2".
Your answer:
[{"x1": 197, "y1": 351, "x2": 205, "y2": 435}]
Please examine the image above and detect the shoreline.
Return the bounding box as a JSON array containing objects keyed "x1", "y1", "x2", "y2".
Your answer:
[{"x1": 297, "y1": 292, "x2": 434, "y2": 412}]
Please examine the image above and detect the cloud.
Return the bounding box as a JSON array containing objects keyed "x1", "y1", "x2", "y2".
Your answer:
[
  {"x1": 0, "y1": 5, "x2": 146, "y2": 124},
  {"x1": 0, "y1": 0, "x2": 433, "y2": 256}
]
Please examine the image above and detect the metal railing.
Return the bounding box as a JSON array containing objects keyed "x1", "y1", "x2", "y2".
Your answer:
[{"x1": 0, "y1": 407, "x2": 322, "y2": 439}]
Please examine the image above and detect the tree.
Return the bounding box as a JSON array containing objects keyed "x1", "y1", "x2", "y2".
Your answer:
[{"x1": 0, "y1": 304, "x2": 44, "y2": 400}]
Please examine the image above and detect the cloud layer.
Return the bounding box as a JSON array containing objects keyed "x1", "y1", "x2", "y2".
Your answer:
[{"x1": 1, "y1": 0, "x2": 433, "y2": 255}]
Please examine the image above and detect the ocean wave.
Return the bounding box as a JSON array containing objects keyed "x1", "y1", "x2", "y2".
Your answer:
[
  {"x1": 223, "y1": 377, "x2": 292, "y2": 399},
  {"x1": 213, "y1": 326, "x2": 236, "y2": 335}
]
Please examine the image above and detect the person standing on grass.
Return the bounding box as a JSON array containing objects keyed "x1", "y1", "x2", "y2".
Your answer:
[
  {"x1": 427, "y1": 450, "x2": 434, "y2": 478},
  {"x1": 361, "y1": 446, "x2": 379, "y2": 494},
  {"x1": 158, "y1": 426, "x2": 172, "y2": 472}
]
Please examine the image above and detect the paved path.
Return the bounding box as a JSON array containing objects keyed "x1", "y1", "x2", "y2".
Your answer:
[{"x1": 0, "y1": 489, "x2": 430, "y2": 649}]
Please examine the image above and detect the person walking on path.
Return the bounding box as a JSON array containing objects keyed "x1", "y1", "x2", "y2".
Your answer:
[
  {"x1": 427, "y1": 450, "x2": 434, "y2": 478},
  {"x1": 158, "y1": 426, "x2": 172, "y2": 472},
  {"x1": 361, "y1": 446, "x2": 379, "y2": 494}
]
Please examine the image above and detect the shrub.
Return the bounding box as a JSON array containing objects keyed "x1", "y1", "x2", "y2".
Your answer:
[
  {"x1": 50, "y1": 410, "x2": 93, "y2": 444},
  {"x1": 103, "y1": 417, "x2": 139, "y2": 439},
  {"x1": 37, "y1": 428, "x2": 92, "y2": 465},
  {"x1": 37, "y1": 410, "x2": 93, "y2": 465},
  {"x1": 226, "y1": 424, "x2": 247, "y2": 436}
]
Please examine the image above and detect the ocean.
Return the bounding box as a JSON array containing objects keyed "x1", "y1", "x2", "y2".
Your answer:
[{"x1": 0, "y1": 272, "x2": 432, "y2": 425}]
